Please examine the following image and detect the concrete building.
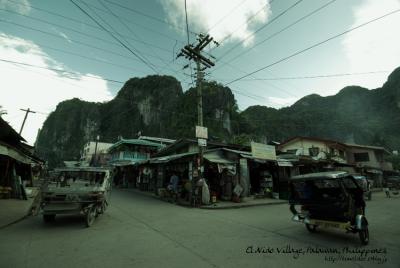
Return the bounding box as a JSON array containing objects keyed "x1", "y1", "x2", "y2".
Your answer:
[{"x1": 80, "y1": 141, "x2": 113, "y2": 166}]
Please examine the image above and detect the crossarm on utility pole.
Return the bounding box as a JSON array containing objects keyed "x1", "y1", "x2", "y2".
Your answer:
[{"x1": 19, "y1": 108, "x2": 36, "y2": 135}]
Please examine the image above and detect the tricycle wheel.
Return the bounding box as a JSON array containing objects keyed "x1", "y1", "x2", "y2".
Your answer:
[
  {"x1": 306, "y1": 223, "x2": 317, "y2": 233},
  {"x1": 43, "y1": 214, "x2": 55, "y2": 223},
  {"x1": 359, "y1": 227, "x2": 369, "y2": 245},
  {"x1": 85, "y1": 207, "x2": 97, "y2": 227},
  {"x1": 98, "y1": 201, "x2": 107, "y2": 214}
]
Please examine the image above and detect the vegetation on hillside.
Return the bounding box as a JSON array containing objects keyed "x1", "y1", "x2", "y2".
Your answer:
[{"x1": 35, "y1": 67, "x2": 400, "y2": 168}]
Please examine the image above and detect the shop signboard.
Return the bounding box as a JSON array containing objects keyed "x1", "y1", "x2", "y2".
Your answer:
[
  {"x1": 251, "y1": 142, "x2": 276, "y2": 160},
  {"x1": 198, "y1": 138, "x2": 207, "y2": 147},
  {"x1": 195, "y1": 126, "x2": 208, "y2": 139}
]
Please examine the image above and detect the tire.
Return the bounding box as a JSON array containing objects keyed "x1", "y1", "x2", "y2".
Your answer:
[
  {"x1": 359, "y1": 226, "x2": 369, "y2": 245},
  {"x1": 43, "y1": 214, "x2": 55, "y2": 223},
  {"x1": 306, "y1": 224, "x2": 317, "y2": 233},
  {"x1": 85, "y1": 207, "x2": 96, "y2": 227},
  {"x1": 98, "y1": 201, "x2": 106, "y2": 214}
]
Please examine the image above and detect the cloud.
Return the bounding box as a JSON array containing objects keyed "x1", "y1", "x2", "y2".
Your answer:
[
  {"x1": 0, "y1": 33, "x2": 112, "y2": 145},
  {"x1": 52, "y1": 27, "x2": 73, "y2": 44},
  {"x1": 0, "y1": 0, "x2": 31, "y2": 14},
  {"x1": 342, "y1": 0, "x2": 400, "y2": 88},
  {"x1": 159, "y1": 0, "x2": 271, "y2": 46}
]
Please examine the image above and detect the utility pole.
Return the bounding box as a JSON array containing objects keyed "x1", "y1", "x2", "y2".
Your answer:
[
  {"x1": 177, "y1": 33, "x2": 218, "y2": 206},
  {"x1": 93, "y1": 135, "x2": 100, "y2": 167},
  {"x1": 19, "y1": 108, "x2": 36, "y2": 135}
]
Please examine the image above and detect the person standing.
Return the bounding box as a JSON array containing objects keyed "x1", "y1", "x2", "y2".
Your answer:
[
  {"x1": 169, "y1": 172, "x2": 179, "y2": 194},
  {"x1": 383, "y1": 181, "x2": 391, "y2": 198}
]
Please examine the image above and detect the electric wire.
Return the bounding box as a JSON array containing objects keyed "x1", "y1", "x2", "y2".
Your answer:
[
  {"x1": 70, "y1": 0, "x2": 159, "y2": 73},
  {"x1": 5, "y1": 0, "x2": 185, "y2": 45},
  {"x1": 76, "y1": 0, "x2": 186, "y2": 80},
  {"x1": 184, "y1": 0, "x2": 195, "y2": 85},
  {"x1": 239, "y1": 71, "x2": 390, "y2": 81},
  {"x1": 0, "y1": 19, "x2": 172, "y2": 67},
  {"x1": 218, "y1": 0, "x2": 303, "y2": 60},
  {"x1": 213, "y1": 0, "x2": 338, "y2": 72},
  {"x1": 0, "y1": 8, "x2": 176, "y2": 56},
  {"x1": 225, "y1": 8, "x2": 400, "y2": 85},
  {"x1": 205, "y1": 0, "x2": 249, "y2": 34},
  {"x1": 213, "y1": 0, "x2": 274, "y2": 48},
  {"x1": 0, "y1": 58, "x2": 125, "y2": 84},
  {"x1": 103, "y1": 0, "x2": 199, "y2": 36},
  {"x1": 80, "y1": 0, "x2": 160, "y2": 74}
]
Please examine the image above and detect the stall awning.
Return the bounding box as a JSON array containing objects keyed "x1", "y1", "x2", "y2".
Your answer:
[
  {"x1": 204, "y1": 151, "x2": 235, "y2": 164},
  {"x1": 239, "y1": 154, "x2": 268, "y2": 163},
  {"x1": 366, "y1": 169, "x2": 383, "y2": 174},
  {"x1": 277, "y1": 160, "x2": 293, "y2": 167},
  {"x1": 0, "y1": 143, "x2": 32, "y2": 164},
  {"x1": 110, "y1": 159, "x2": 148, "y2": 166},
  {"x1": 149, "y1": 152, "x2": 197, "y2": 164}
]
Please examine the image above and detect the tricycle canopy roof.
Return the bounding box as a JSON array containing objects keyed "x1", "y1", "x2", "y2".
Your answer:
[{"x1": 291, "y1": 171, "x2": 349, "y2": 181}]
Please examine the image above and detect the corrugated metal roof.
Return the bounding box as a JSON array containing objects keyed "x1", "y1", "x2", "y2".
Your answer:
[
  {"x1": 108, "y1": 139, "x2": 163, "y2": 151},
  {"x1": 148, "y1": 152, "x2": 198, "y2": 164}
]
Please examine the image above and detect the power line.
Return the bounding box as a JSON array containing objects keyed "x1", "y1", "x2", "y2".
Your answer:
[
  {"x1": 83, "y1": 0, "x2": 159, "y2": 73},
  {"x1": 206, "y1": 0, "x2": 249, "y2": 34},
  {"x1": 5, "y1": 0, "x2": 185, "y2": 47},
  {"x1": 184, "y1": 0, "x2": 195, "y2": 85},
  {"x1": 77, "y1": 0, "x2": 184, "y2": 78},
  {"x1": 218, "y1": 0, "x2": 304, "y2": 60},
  {"x1": 79, "y1": 0, "x2": 187, "y2": 45},
  {"x1": 214, "y1": 0, "x2": 338, "y2": 71},
  {"x1": 239, "y1": 71, "x2": 390, "y2": 81},
  {"x1": 0, "y1": 8, "x2": 115, "y2": 46},
  {"x1": 30, "y1": 42, "x2": 146, "y2": 75},
  {"x1": 0, "y1": 8, "x2": 175, "y2": 56},
  {"x1": 225, "y1": 8, "x2": 400, "y2": 85},
  {"x1": 70, "y1": 0, "x2": 159, "y2": 73},
  {"x1": 103, "y1": 0, "x2": 199, "y2": 36},
  {"x1": 93, "y1": 0, "x2": 180, "y2": 77},
  {"x1": 5, "y1": 0, "x2": 100, "y2": 30},
  {"x1": 214, "y1": 0, "x2": 274, "y2": 48},
  {"x1": 0, "y1": 58, "x2": 125, "y2": 84},
  {"x1": 0, "y1": 19, "x2": 167, "y2": 66}
]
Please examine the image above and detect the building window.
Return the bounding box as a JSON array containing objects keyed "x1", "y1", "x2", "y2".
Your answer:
[
  {"x1": 354, "y1": 152, "x2": 369, "y2": 162},
  {"x1": 308, "y1": 147, "x2": 320, "y2": 157}
]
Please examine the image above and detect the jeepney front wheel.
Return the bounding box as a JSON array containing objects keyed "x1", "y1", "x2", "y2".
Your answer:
[
  {"x1": 43, "y1": 214, "x2": 55, "y2": 223},
  {"x1": 85, "y1": 207, "x2": 97, "y2": 227},
  {"x1": 306, "y1": 223, "x2": 318, "y2": 233},
  {"x1": 359, "y1": 226, "x2": 369, "y2": 245},
  {"x1": 98, "y1": 201, "x2": 107, "y2": 215}
]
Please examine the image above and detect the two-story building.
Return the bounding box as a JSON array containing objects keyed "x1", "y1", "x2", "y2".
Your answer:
[
  {"x1": 345, "y1": 143, "x2": 393, "y2": 186},
  {"x1": 278, "y1": 136, "x2": 394, "y2": 186},
  {"x1": 108, "y1": 139, "x2": 164, "y2": 188},
  {"x1": 277, "y1": 136, "x2": 348, "y2": 164},
  {"x1": 108, "y1": 139, "x2": 163, "y2": 166}
]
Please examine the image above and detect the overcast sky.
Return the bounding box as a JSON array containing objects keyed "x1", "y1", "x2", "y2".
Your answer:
[{"x1": 1, "y1": 0, "x2": 399, "y2": 145}]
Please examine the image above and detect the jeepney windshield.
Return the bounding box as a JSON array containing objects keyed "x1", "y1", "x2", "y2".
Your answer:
[{"x1": 56, "y1": 171, "x2": 106, "y2": 186}]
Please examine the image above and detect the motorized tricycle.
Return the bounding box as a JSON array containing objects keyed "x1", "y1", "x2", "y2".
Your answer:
[
  {"x1": 289, "y1": 171, "x2": 369, "y2": 245},
  {"x1": 40, "y1": 167, "x2": 111, "y2": 227}
]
